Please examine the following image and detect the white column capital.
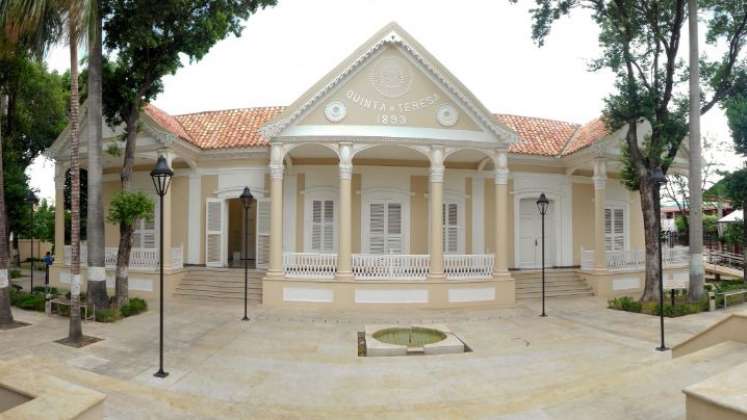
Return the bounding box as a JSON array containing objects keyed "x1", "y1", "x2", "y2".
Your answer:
[
  {"x1": 157, "y1": 148, "x2": 175, "y2": 166},
  {"x1": 269, "y1": 143, "x2": 286, "y2": 181},
  {"x1": 430, "y1": 145, "x2": 445, "y2": 183},
  {"x1": 493, "y1": 150, "x2": 509, "y2": 185},
  {"x1": 339, "y1": 142, "x2": 354, "y2": 180},
  {"x1": 592, "y1": 158, "x2": 607, "y2": 190}
]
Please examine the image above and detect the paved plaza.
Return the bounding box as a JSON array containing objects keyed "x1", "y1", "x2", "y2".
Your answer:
[{"x1": 0, "y1": 296, "x2": 744, "y2": 419}]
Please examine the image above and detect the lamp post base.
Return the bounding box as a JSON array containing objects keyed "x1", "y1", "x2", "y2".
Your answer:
[
  {"x1": 539, "y1": 313, "x2": 547, "y2": 317},
  {"x1": 655, "y1": 346, "x2": 669, "y2": 352},
  {"x1": 242, "y1": 316, "x2": 250, "y2": 321},
  {"x1": 153, "y1": 370, "x2": 169, "y2": 378}
]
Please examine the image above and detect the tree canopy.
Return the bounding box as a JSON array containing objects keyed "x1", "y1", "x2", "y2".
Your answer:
[{"x1": 101, "y1": 0, "x2": 277, "y2": 128}]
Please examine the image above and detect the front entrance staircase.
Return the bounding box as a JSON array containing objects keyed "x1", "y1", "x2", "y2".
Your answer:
[
  {"x1": 513, "y1": 268, "x2": 593, "y2": 299},
  {"x1": 174, "y1": 266, "x2": 263, "y2": 303}
]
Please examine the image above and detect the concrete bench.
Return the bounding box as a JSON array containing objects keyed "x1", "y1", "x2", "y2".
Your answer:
[
  {"x1": 721, "y1": 290, "x2": 747, "y2": 310},
  {"x1": 50, "y1": 298, "x2": 95, "y2": 321}
]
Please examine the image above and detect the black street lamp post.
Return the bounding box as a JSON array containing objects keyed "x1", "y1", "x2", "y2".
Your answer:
[
  {"x1": 150, "y1": 155, "x2": 173, "y2": 378},
  {"x1": 651, "y1": 167, "x2": 669, "y2": 352},
  {"x1": 26, "y1": 191, "x2": 38, "y2": 291},
  {"x1": 536, "y1": 193, "x2": 550, "y2": 317},
  {"x1": 239, "y1": 187, "x2": 254, "y2": 321}
]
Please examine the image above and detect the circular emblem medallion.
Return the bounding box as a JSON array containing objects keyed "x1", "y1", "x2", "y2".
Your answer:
[
  {"x1": 436, "y1": 104, "x2": 459, "y2": 127},
  {"x1": 324, "y1": 101, "x2": 347, "y2": 123},
  {"x1": 368, "y1": 56, "x2": 412, "y2": 98}
]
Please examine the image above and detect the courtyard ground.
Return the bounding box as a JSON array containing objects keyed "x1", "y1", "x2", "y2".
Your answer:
[{"x1": 0, "y1": 295, "x2": 745, "y2": 419}]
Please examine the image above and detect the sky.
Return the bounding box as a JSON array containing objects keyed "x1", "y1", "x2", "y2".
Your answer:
[{"x1": 31, "y1": 0, "x2": 743, "y2": 203}]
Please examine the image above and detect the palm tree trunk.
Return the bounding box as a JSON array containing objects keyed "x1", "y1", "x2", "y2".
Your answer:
[
  {"x1": 0, "y1": 96, "x2": 14, "y2": 326},
  {"x1": 687, "y1": 0, "x2": 705, "y2": 302},
  {"x1": 68, "y1": 34, "x2": 83, "y2": 341},
  {"x1": 86, "y1": 1, "x2": 108, "y2": 310}
]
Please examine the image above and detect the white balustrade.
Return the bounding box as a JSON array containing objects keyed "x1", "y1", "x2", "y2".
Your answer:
[
  {"x1": 63, "y1": 245, "x2": 183, "y2": 271},
  {"x1": 444, "y1": 254, "x2": 494, "y2": 280},
  {"x1": 283, "y1": 252, "x2": 338, "y2": 279},
  {"x1": 352, "y1": 254, "x2": 430, "y2": 281},
  {"x1": 581, "y1": 246, "x2": 689, "y2": 272}
]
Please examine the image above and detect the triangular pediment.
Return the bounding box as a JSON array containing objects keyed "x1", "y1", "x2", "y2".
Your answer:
[{"x1": 261, "y1": 23, "x2": 518, "y2": 146}]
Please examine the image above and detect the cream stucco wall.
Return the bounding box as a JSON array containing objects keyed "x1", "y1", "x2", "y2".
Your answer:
[
  {"x1": 170, "y1": 176, "x2": 189, "y2": 252},
  {"x1": 572, "y1": 182, "x2": 595, "y2": 265}
]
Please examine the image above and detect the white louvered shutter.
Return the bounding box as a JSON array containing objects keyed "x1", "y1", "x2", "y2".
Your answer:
[
  {"x1": 256, "y1": 198, "x2": 271, "y2": 268},
  {"x1": 310, "y1": 199, "x2": 335, "y2": 252},
  {"x1": 205, "y1": 199, "x2": 223, "y2": 267},
  {"x1": 386, "y1": 202, "x2": 402, "y2": 254},
  {"x1": 604, "y1": 208, "x2": 613, "y2": 251},
  {"x1": 442, "y1": 203, "x2": 459, "y2": 254},
  {"x1": 605, "y1": 208, "x2": 625, "y2": 251},
  {"x1": 369, "y1": 202, "x2": 386, "y2": 254},
  {"x1": 613, "y1": 208, "x2": 625, "y2": 251},
  {"x1": 132, "y1": 200, "x2": 157, "y2": 249},
  {"x1": 368, "y1": 201, "x2": 403, "y2": 254}
]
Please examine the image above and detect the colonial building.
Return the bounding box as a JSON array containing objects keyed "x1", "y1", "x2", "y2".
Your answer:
[{"x1": 47, "y1": 23, "x2": 689, "y2": 308}]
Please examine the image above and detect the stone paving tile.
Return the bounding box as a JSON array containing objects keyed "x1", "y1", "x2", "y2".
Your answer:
[{"x1": 0, "y1": 295, "x2": 745, "y2": 419}]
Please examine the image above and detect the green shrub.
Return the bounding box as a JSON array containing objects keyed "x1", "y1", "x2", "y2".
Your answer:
[
  {"x1": 32, "y1": 286, "x2": 59, "y2": 296},
  {"x1": 10, "y1": 290, "x2": 45, "y2": 311},
  {"x1": 120, "y1": 298, "x2": 147, "y2": 317},
  {"x1": 9, "y1": 269, "x2": 21, "y2": 279},
  {"x1": 95, "y1": 308, "x2": 119, "y2": 323},
  {"x1": 608, "y1": 296, "x2": 642, "y2": 313}
]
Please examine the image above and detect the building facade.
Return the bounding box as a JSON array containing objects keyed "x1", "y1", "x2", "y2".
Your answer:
[{"x1": 47, "y1": 23, "x2": 690, "y2": 308}]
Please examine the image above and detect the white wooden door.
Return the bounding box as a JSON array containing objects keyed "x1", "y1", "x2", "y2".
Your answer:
[
  {"x1": 205, "y1": 199, "x2": 224, "y2": 267},
  {"x1": 518, "y1": 198, "x2": 555, "y2": 268},
  {"x1": 255, "y1": 198, "x2": 271, "y2": 268}
]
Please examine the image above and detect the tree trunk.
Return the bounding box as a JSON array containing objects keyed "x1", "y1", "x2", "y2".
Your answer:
[
  {"x1": 0, "y1": 96, "x2": 14, "y2": 326},
  {"x1": 86, "y1": 3, "x2": 108, "y2": 310},
  {"x1": 687, "y1": 0, "x2": 705, "y2": 302},
  {"x1": 640, "y1": 178, "x2": 663, "y2": 302},
  {"x1": 114, "y1": 110, "x2": 140, "y2": 305},
  {"x1": 68, "y1": 35, "x2": 83, "y2": 342},
  {"x1": 114, "y1": 223, "x2": 132, "y2": 307}
]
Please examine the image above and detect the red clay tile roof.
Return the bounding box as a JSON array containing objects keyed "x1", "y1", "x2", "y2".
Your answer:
[
  {"x1": 560, "y1": 117, "x2": 609, "y2": 156},
  {"x1": 496, "y1": 114, "x2": 582, "y2": 157},
  {"x1": 144, "y1": 104, "x2": 192, "y2": 141},
  {"x1": 144, "y1": 105, "x2": 609, "y2": 155}
]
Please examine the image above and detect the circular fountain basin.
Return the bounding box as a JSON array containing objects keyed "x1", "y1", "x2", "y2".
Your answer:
[
  {"x1": 364, "y1": 324, "x2": 465, "y2": 356},
  {"x1": 373, "y1": 327, "x2": 447, "y2": 347}
]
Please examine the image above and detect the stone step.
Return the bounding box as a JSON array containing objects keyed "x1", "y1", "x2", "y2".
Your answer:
[
  {"x1": 516, "y1": 283, "x2": 591, "y2": 290},
  {"x1": 176, "y1": 267, "x2": 265, "y2": 302},
  {"x1": 175, "y1": 284, "x2": 262, "y2": 293},
  {"x1": 517, "y1": 289, "x2": 594, "y2": 298},
  {"x1": 173, "y1": 291, "x2": 261, "y2": 302},
  {"x1": 179, "y1": 279, "x2": 263, "y2": 286},
  {"x1": 515, "y1": 279, "x2": 588, "y2": 286}
]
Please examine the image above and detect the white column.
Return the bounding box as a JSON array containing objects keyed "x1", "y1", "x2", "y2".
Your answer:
[
  {"x1": 187, "y1": 171, "x2": 201, "y2": 264},
  {"x1": 336, "y1": 143, "x2": 353, "y2": 280},
  {"x1": 494, "y1": 150, "x2": 510, "y2": 276},
  {"x1": 267, "y1": 144, "x2": 285, "y2": 279},
  {"x1": 471, "y1": 176, "x2": 485, "y2": 254},
  {"x1": 428, "y1": 146, "x2": 445, "y2": 280},
  {"x1": 593, "y1": 158, "x2": 607, "y2": 271}
]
